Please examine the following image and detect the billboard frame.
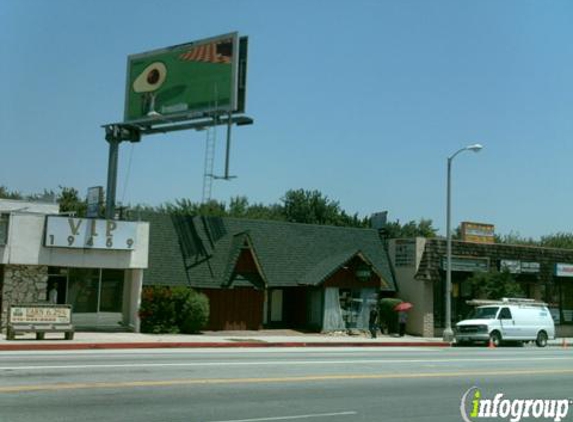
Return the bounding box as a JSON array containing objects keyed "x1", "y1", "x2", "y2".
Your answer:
[
  {"x1": 123, "y1": 32, "x2": 246, "y2": 127},
  {"x1": 103, "y1": 32, "x2": 252, "y2": 220}
]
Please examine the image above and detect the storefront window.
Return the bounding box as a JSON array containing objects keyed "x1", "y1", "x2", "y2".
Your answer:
[
  {"x1": 338, "y1": 288, "x2": 374, "y2": 329},
  {"x1": 100, "y1": 269, "x2": 124, "y2": 313},
  {"x1": 545, "y1": 283, "x2": 561, "y2": 324},
  {"x1": 67, "y1": 269, "x2": 99, "y2": 313},
  {"x1": 47, "y1": 267, "x2": 67, "y2": 304},
  {"x1": 339, "y1": 289, "x2": 360, "y2": 328},
  {"x1": 561, "y1": 281, "x2": 573, "y2": 324},
  {"x1": 66, "y1": 268, "x2": 125, "y2": 314}
]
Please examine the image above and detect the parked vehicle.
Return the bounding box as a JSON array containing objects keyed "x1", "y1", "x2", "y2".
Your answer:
[{"x1": 455, "y1": 298, "x2": 555, "y2": 347}]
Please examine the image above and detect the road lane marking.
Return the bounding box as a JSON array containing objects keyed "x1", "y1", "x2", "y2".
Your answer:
[
  {"x1": 206, "y1": 411, "x2": 357, "y2": 422},
  {"x1": 1, "y1": 368, "x2": 573, "y2": 393},
  {"x1": 1, "y1": 356, "x2": 572, "y2": 371},
  {"x1": 0, "y1": 347, "x2": 566, "y2": 358}
]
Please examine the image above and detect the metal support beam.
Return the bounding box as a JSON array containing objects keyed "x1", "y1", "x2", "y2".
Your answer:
[
  {"x1": 101, "y1": 115, "x2": 253, "y2": 219},
  {"x1": 105, "y1": 126, "x2": 121, "y2": 220},
  {"x1": 224, "y1": 112, "x2": 233, "y2": 179}
]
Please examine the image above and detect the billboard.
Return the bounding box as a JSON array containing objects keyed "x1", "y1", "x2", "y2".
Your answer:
[
  {"x1": 461, "y1": 222, "x2": 495, "y2": 244},
  {"x1": 124, "y1": 32, "x2": 247, "y2": 125}
]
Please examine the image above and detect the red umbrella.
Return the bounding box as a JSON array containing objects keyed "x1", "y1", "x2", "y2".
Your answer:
[{"x1": 394, "y1": 302, "x2": 413, "y2": 312}]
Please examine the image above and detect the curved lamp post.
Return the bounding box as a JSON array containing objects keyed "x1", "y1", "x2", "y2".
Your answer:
[{"x1": 443, "y1": 143, "x2": 483, "y2": 342}]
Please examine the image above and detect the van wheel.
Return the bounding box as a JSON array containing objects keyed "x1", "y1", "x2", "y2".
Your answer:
[
  {"x1": 490, "y1": 331, "x2": 502, "y2": 347},
  {"x1": 536, "y1": 331, "x2": 548, "y2": 348}
]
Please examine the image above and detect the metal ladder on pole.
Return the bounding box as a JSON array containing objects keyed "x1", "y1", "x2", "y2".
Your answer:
[
  {"x1": 201, "y1": 122, "x2": 217, "y2": 204},
  {"x1": 201, "y1": 84, "x2": 219, "y2": 204}
]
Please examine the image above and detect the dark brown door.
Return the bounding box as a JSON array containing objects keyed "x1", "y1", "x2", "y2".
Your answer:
[{"x1": 203, "y1": 288, "x2": 264, "y2": 330}]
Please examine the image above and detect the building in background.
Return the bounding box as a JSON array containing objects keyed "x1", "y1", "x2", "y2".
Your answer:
[{"x1": 389, "y1": 237, "x2": 573, "y2": 338}]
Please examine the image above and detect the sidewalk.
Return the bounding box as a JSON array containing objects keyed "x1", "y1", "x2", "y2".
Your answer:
[
  {"x1": 1, "y1": 330, "x2": 570, "y2": 351},
  {"x1": 0, "y1": 329, "x2": 451, "y2": 351}
]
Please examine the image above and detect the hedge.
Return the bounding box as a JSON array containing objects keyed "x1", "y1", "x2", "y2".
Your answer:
[{"x1": 139, "y1": 286, "x2": 210, "y2": 334}]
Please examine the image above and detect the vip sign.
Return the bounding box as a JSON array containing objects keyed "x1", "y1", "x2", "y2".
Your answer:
[{"x1": 45, "y1": 216, "x2": 137, "y2": 250}]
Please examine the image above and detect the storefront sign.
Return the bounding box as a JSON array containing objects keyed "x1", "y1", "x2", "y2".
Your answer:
[
  {"x1": 86, "y1": 186, "x2": 103, "y2": 218},
  {"x1": 394, "y1": 239, "x2": 416, "y2": 267},
  {"x1": 500, "y1": 260, "x2": 521, "y2": 273},
  {"x1": 461, "y1": 222, "x2": 495, "y2": 244},
  {"x1": 44, "y1": 216, "x2": 137, "y2": 250},
  {"x1": 9, "y1": 305, "x2": 71, "y2": 324},
  {"x1": 521, "y1": 261, "x2": 541, "y2": 274},
  {"x1": 441, "y1": 256, "x2": 489, "y2": 272},
  {"x1": 500, "y1": 260, "x2": 540, "y2": 274},
  {"x1": 555, "y1": 263, "x2": 573, "y2": 277}
]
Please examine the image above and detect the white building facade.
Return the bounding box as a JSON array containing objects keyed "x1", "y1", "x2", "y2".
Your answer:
[{"x1": 0, "y1": 200, "x2": 149, "y2": 332}]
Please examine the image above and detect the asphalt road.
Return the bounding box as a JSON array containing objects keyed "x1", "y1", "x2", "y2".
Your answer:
[{"x1": 0, "y1": 346, "x2": 572, "y2": 422}]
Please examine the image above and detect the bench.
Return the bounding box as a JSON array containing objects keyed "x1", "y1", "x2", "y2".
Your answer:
[
  {"x1": 6, "y1": 304, "x2": 74, "y2": 341},
  {"x1": 7, "y1": 323, "x2": 75, "y2": 340}
]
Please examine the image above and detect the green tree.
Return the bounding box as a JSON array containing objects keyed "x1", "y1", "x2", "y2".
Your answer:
[
  {"x1": 468, "y1": 270, "x2": 524, "y2": 300},
  {"x1": 27, "y1": 189, "x2": 57, "y2": 203},
  {"x1": 539, "y1": 232, "x2": 573, "y2": 249},
  {"x1": 57, "y1": 186, "x2": 87, "y2": 216},
  {"x1": 228, "y1": 196, "x2": 284, "y2": 220},
  {"x1": 281, "y1": 189, "x2": 365, "y2": 227},
  {"x1": 0, "y1": 186, "x2": 23, "y2": 200},
  {"x1": 494, "y1": 231, "x2": 538, "y2": 246},
  {"x1": 228, "y1": 196, "x2": 249, "y2": 217},
  {"x1": 494, "y1": 230, "x2": 573, "y2": 249},
  {"x1": 383, "y1": 218, "x2": 438, "y2": 238},
  {"x1": 137, "y1": 189, "x2": 439, "y2": 233}
]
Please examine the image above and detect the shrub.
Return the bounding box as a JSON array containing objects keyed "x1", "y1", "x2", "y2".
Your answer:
[
  {"x1": 378, "y1": 298, "x2": 404, "y2": 334},
  {"x1": 139, "y1": 286, "x2": 178, "y2": 334},
  {"x1": 173, "y1": 287, "x2": 210, "y2": 334},
  {"x1": 139, "y1": 286, "x2": 210, "y2": 334}
]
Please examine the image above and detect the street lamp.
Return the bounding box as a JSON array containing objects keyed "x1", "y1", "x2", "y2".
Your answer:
[{"x1": 443, "y1": 143, "x2": 483, "y2": 342}]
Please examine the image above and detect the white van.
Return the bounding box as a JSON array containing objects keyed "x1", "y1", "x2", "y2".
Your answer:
[{"x1": 455, "y1": 298, "x2": 555, "y2": 347}]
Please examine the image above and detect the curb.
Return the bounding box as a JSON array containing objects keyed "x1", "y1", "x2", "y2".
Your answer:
[{"x1": 0, "y1": 341, "x2": 452, "y2": 351}]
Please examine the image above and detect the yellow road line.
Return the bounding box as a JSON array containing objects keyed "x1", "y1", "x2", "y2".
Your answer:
[{"x1": 2, "y1": 368, "x2": 573, "y2": 394}]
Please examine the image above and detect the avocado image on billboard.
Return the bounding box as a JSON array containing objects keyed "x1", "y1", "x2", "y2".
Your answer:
[{"x1": 124, "y1": 32, "x2": 240, "y2": 124}]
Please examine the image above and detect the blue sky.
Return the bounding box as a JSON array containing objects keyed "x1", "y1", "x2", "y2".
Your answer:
[{"x1": 1, "y1": 0, "x2": 572, "y2": 239}]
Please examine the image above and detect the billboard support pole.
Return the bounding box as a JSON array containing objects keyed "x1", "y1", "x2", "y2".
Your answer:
[
  {"x1": 100, "y1": 116, "x2": 251, "y2": 218},
  {"x1": 224, "y1": 111, "x2": 232, "y2": 179},
  {"x1": 105, "y1": 125, "x2": 121, "y2": 220}
]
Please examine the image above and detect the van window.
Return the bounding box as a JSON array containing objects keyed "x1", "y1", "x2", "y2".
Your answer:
[
  {"x1": 499, "y1": 307, "x2": 512, "y2": 320},
  {"x1": 469, "y1": 307, "x2": 499, "y2": 319}
]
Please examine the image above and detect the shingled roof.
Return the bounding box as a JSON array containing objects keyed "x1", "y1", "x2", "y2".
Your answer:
[
  {"x1": 415, "y1": 238, "x2": 573, "y2": 284},
  {"x1": 141, "y1": 213, "x2": 396, "y2": 290}
]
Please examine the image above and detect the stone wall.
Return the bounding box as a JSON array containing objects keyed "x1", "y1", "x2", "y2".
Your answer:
[
  {"x1": 1, "y1": 265, "x2": 48, "y2": 329},
  {"x1": 422, "y1": 312, "x2": 434, "y2": 337}
]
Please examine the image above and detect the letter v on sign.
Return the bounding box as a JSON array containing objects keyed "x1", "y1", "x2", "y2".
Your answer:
[{"x1": 67, "y1": 218, "x2": 82, "y2": 236}]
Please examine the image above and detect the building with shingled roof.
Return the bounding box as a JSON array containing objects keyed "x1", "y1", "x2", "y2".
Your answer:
[
  {"x1": 142, "y1": 213, "x2": 396, "y2": 331},
  {"x1": 388, "y1": 237, "x2": 573, "y2": 338}
]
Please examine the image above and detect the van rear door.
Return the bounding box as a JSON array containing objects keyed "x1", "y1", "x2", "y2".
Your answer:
[{"x1": 498, "y1": 307, "x2": 517, "y2": 339}]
